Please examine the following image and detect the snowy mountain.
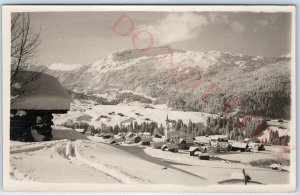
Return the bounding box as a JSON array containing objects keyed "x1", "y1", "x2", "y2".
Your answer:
[
  {"x1": 41, "y1": 47, "x2": 291, "y2": 119},
  {"x1": 87, "y1": 47, "x2": 221, "y2": 73},
  {"x1": 47, "y1": 63, "x2": 85, "y2": 71}
]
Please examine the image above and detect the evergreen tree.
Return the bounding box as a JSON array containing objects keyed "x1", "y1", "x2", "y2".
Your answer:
[
  {"x1": 217, "y1": 116, "x2": 222, "y2": 128},
  {"x1": 157, "y1": 124, "x2": 163, "y2": 135},
  {"x1": 233, "y1": 116, "x2": 240, "y2": 129},
  {"x1": 205, "y1": 126, "x2": 211, "y2": 135},
  {"x1": 273, "y1": 130, "x2": 279, "y2": 145},
  {"x1": 206, "y1": 117, "x2": 211, "y2": 126},
  {"x1": 182, "y1": 124, "x2": 188, "y2": 134},
  {"x1": 187, "y1": 120, "x2": 193, "y2": 134},
  {"x1": 269, "y1": 130, "x2": 274, "y2": 144},
  {"x1": 229, "y1": 130, "x2": 235, "y2": 140},
  {"x1": 214, "y1": 125, "x2": 220, "y2": 135},
  {"x1": 113, "y1": 125, "x2": 120, "y2": 134},
  {"x1": 88, "y1": 125, "x2": 96, "y2": 135},
  {"x1": 176, "y1": 119, "x2": 183, "y2": 131},
  {"x1": 108, "y1": 126, "x2": 113, "y2": 133}
]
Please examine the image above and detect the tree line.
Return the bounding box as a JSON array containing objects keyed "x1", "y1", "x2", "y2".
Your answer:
[
  {"x1": 61, "y1": 120, "x2": 164, "y2": 136},
  {"x1": 60, "y1": 115, "x2": 289, "y2": 146}
]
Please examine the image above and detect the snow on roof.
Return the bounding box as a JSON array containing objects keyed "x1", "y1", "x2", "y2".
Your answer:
[
  {"x1": 244, "y1": 138, "x2": 250, "y2": 142},
  {"x1": 270, "y1": 164, "x2": 282, "y2": 169},
  {"x1": 194, "y1": 151, "x2": 202, "y2": 156},
  {"x1": 189, "y1": 146, "x2": 200, "y2": 152},
  {"x1": 210, "y1": 135, "x2": 228, "y2": 140},
  {"x1": 110, "y1": 140, "x2": 117, "y2": 144},
  {"x1": 74, "y1": 128, "x2": 85, "y2": 133},
  {"x1": 194, "y1": 136, "x2": 210, "y2": 144},
  {"x1": 11, "y1": 71, "x2": 72, "y2": 111},
  {"x1": 231, "y1": 142, "x2": 248, "y2": 149},
  {"x1": 153, "y1": 132, "x2": 163, "y2": 136},
  {"x1": 125, "y1": 132, "x2": 136, "y2": 138},
  {"x1": 152, "y1": 137, "x2": 164, "y2": 143},
  {"x1": 179, "y1": 138, "x2": 186, "y2": 143},
  {"x1": 121, "y1": 117, "x2": 136, "y2": 125}
]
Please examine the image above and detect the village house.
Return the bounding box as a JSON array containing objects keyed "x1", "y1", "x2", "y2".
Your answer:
[
  {"x1": 125, "y1": 132, "x2": 142, "y2": 143},
  {"x1": 10, "y1": 71, "x2": 72, "y2": 141},
  {"x1": 163, "y1": 116, "x2": 195, "y2": 149}
]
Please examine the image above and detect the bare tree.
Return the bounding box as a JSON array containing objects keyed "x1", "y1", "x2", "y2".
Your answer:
[
  {"x1": 10, "y1": 13, "x2": 41, "y2": 87},
  {"x1": 10, "y1": 13, "x2": 44, "y2": 102}
]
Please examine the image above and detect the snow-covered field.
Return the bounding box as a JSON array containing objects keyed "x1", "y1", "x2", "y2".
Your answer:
[
  {"x1": 144, "y1": 146, "x2": 290, "y2": 185},
  {"x1": 9, "y1": 101, "x2": 292, "y2": 189},
  {"x1": 9, "y1": 126, "x2": 290, "y2": 186},
  {"x1": 10, "y1": 135, "x2": 210, "y2": 185},
  {"x1": 53, "y1": 100, "x2": 215, "y2": 128}
]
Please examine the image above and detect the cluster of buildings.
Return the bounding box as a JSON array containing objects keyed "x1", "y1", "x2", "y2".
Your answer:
[{"x1": 96, "y1": 131, "x2": 152, "y2": 145}]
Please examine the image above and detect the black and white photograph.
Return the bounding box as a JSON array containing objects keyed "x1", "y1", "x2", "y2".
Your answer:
[{"x1": 2, "y1": 5, "x2": 296, "y2": 192}]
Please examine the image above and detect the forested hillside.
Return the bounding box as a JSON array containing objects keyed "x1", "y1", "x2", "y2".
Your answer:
[{"x1": 40, "y1": 47, "x2": 291, "y2": 119}]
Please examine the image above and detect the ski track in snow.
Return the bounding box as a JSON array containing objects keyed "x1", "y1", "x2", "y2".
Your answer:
[
  {"x1": 10, "y1": 139, "x2": 142, "y2": 183},
  {"x1": 74, "y1": 140, "x2": 139, "y2": 184},
  {"x1": 10, "y1": 136, "x2": 290, "y2": 185},
  {"x1": 10, "y1": 140, "x2": 62, "y2": 154}
]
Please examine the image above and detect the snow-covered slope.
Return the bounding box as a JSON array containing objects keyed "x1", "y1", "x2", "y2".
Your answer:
[
  {"x1": 47, "y1": 63, "x2": 85, "y2": 71},
  {"x1": 53, "y1": 100, "x2": 213, "y2": 128},
  {"x1": 88, "y1": 49, "x2": 223, "y2": 74},
  {"x1": 42, "y1": 47, "x2": 291, "y2": 119},
  {"x1": 47, "y1": 47, "x2": 290, "y2": 95}
]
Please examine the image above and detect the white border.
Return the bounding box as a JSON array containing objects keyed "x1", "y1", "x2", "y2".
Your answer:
[{"x1": 2, "y1": 5, "x2": 296, "y2": 192}]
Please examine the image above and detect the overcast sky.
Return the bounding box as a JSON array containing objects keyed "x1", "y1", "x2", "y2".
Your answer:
[{"x1": 26, "y1": 11, "x2": 292, "y2": 66}]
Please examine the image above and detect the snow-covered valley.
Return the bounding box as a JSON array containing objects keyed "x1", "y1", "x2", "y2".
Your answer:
[
  {"x1": 9, "y1": 69, "x2": 293, "y2": 189},
  {"x1": 9, "y1": 129, "x2": 290, "y2": 187},
  {"x1": 52, "y1": 100, "x2": 214, "y2": 128},
  {"x1": 9, "y1": 100, "x2": 291, "y2": 188}
]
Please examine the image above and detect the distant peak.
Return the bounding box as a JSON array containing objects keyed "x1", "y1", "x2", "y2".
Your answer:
[
  {"x1": 110, "y1": 47, "x2": 184, "y2": 62},
  {"x1": 47, "y1": 63, "x2": 85, "y2": 71}
]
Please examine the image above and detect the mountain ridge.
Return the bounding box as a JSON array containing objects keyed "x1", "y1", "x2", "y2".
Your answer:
[{"x1": 32, "y1": 47, "x2": 291, "y2": 119}]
